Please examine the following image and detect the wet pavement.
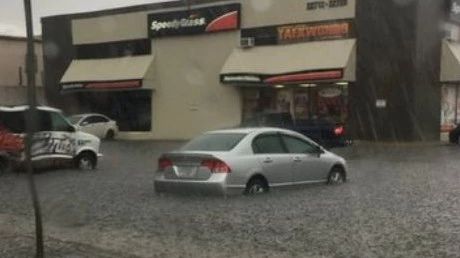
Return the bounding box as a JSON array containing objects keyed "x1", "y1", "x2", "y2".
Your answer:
[{"x1": 0, "y1": 141, "x2": 459, "y2": 257}]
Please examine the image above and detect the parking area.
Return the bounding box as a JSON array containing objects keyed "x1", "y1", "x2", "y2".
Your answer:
[{"x1": 1, "y1": 141, "x2": 460, "y2": 257}]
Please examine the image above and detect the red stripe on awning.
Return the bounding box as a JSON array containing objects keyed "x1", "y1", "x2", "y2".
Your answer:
[
  {"x1": 85, "y1": 80, "x2": 142, "y2": 89},
  {"x1": 264, "y1": 70, "x2": 343, "y2": 84}
]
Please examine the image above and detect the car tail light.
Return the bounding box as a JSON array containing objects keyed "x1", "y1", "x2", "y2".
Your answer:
[
  {"x1": 158, "y1": 157, "x2": 173, "y2": 171},
  {"x1": 201, "y1": 159, "x2": 231, "y2": 173},
  {"x1": 334, "y1": 126, "x2": 345, "y2": 136}
]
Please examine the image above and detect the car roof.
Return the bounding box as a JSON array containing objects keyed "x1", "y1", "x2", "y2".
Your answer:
[
  {"x1": 69, "y1": 113, "x2": 108, "y2": 118},
  {"x1": 206, "y1": 127, "x2": 296, "y2": 135},
  {"x1": 0, "y1": 105, "x2": 62, "y2": 113}
]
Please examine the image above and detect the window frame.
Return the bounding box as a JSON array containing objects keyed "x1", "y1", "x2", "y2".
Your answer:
[
  {"x1": 81, "y1": 116, "x2": 104, "y2": 125},
  {"x1": 93, "y1": 115, "x2": 109, "y2": 123},
  {"x1": 252, "y1": 132, "x2": 288, "y2": 154},
  {"x1": 49, "y1": 111, "x2": 74, "y2": 132},
  {"x1": 36, "y1": 110, "x2": 53, "y2": 132},
  {"x1": 280, "y1": 133, "x2": 318, "y2": 154},
  {"x1": 181, "y1": 133, "x2": 247, "y2": 152},
  {"x1": 80, "y1": 117, "x2": 92, "y2": 126}
]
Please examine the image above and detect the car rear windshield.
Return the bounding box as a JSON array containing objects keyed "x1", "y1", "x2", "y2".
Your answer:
[
  {"x1": 0, "y1": 111, "x2": 26, "y2": 133},
  {"x1": 181, "y1": 133, "x2": 247, "y2": 152}
]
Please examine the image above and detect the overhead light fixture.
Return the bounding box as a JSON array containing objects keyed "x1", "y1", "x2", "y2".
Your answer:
[
  {"x1": 336, "y1": 82, "x2": 349, "y2": 86},
  {"x1": 274, "y1": 85, "x2": 285, "y2": 88},
  {"x1": 300, "y1": 84, "x2": 317, "y2": 88}
]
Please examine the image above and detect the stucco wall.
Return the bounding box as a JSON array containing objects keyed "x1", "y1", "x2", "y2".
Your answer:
[
  {"x1": 0, "y1": 86, "x2": 45, "y2": 106},
  {"x1": 0, "y1": 38, "x2": 44, "y2": 87},
  {"x1": 241, "y1": 0, "x2": 355, "y2": 28},
  {"x1": 72, "y1": 11, "x2": 149, "y2": 45},
  {"x1": 150, "y1": 31, "x2": 242, "y2": 140},
  {"x1": 71, "y1": 0, "x2": 356, "y2": 45},
  {"x1": 0, "y1": 38, "x2": 45, "y2": 106}
]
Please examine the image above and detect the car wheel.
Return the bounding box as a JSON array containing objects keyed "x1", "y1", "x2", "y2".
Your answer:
[
  {"x1": 75, "y1": 152, "x2": 97, "y2": 170},
  {"x1": 0, "y1": 158, "x2": 10, "y2": 176},
  {"x1": 105, "y1": 130, "x2": 115, "y2": 140},
  {"x1": 327, "y1": 167, "x2": 345, "y2": 185},
  {"x1": 245, "y1": 178, "x2": 269, "y2": 195},
  {"x1": 449, "y1": 132, "x2": 459, "y2": 144}
]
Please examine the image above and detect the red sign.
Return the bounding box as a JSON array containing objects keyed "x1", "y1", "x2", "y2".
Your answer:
[
  {"x1": 205, "y1": 11, "x2": 239, "y2": 33},
  {"x1": 85, "y1": 80, "x2": 142, "y2": 89},
  {"x1": 0, "y1": 127, "x2": 24, "y2": 153},
  {"x1": 264, "y1": 70, "x2": 343, "y2": 84},
  {"x1": 61, "y1": 80, "x2": 142, "y2": 93},
  {"x1": 278, "y1": 21, "x2": 351, "y2": 44},
  {"x1": 148, "y1": 4, "x2": 241, "y2": 38}
]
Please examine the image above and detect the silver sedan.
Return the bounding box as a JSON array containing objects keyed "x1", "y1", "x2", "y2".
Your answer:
[{"x1": 154, "y1": 128, "x2": 347, "y2": 196}]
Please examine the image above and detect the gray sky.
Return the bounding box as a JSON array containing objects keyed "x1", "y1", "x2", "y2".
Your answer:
[{"x1": 0, "y1": 0, "x2": 172, "y2": 36}]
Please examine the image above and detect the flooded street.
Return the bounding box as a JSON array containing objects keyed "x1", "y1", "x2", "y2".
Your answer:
[{"x1": 1, "y1": 141, "x2": 459, "y2": 257}]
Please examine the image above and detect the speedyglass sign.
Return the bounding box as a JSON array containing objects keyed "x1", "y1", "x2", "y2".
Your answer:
[{"x1": 148, "y1": 4, "x2": 241, "y2": 38}]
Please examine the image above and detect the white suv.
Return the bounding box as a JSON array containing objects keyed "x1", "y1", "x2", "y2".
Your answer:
[{"x1": 0, "y1": 106, "x2": 102, "y2": 170}]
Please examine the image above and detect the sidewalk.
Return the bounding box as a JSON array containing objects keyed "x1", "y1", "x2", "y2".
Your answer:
[{"x1": 330, "y1": 140, "x2": 451, "y2": 160}]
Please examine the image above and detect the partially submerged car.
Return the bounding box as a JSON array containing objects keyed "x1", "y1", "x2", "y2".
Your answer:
[
  {"x1": 154, "y1": 127, "x2": 347, "y2": 196},
  {"x1": 0, "y1": 106, "x2": 102, "y2": 171}
]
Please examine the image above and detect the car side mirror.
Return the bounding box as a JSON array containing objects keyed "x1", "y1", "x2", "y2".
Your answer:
[
  {"x1": 315, "y1": 146, "x2": 325, "y2": 155},
  {"x1": 68, "y1": 125, "x2": 77, "y2": 132},
  {"x1": 80, "y1": 121, "x2": 89, "y2": 126}
]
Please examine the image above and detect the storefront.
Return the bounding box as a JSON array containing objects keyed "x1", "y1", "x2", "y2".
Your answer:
[
  {"x1": 51, "y1": 3, "x2": 243, "y2": 139},
  {"x1": 60, "y1": 55, "x2": 154, "y2": 132},
  {"x1": 42, "y1": 0, "x2": 450, "y2": 141},
  {"x1": 238, "y1": 83, "x2": 349, "y2": 126},
  {"x1": 440, "y1": 39, "x2": 460, "y2": 139},
  {"x1": 440, "y1": 1, "x2": 460, "y2": 140},
  {"x1": 220, "y1": 19, "x2": 356, "y2": 126}
]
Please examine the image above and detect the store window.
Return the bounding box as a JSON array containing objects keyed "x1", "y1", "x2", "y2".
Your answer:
[
  {"x1": 242, "y1": 84, "x2": 349, "y2": 126},
  {"x1": 441, "y1": 85, "x2": 460, "y2": 133},
  {"x1": 316, "y1": 85, "x2": 348, "y2": 123},
  {"x1": 75, "y1": 39, "x2": 151, "y2": 59},
  {"x1": 75, "y1": 90, "x2": 152, "y2": 132}
]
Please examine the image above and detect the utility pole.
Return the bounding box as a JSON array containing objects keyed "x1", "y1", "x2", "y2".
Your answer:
[
  {"x1": 185, "y1": 0, "x2": 191, "y2": 11},
  {"x1": 23, "y1": 0, "x2": 44, "y2": 257}
]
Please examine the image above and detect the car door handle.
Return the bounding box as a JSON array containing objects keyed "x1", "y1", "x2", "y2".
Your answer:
[
  {"x1": 293, "y1": 157, "x2": 302, "y2": 162},
  {"x1": 263, "y1": 157, "x2": 273, "y2": 163}
]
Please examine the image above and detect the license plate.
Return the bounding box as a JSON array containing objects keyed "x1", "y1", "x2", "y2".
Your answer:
[{"x1": 177, "y1": 166, "x2": 197, "y2": 178}]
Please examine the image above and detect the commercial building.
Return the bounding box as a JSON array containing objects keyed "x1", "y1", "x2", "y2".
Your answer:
[
  {"x1": 41, "y1": 0, "x2": 458, "y2": 141},
  {"x1": 0, "y1": 35, "x2": 45, "y2": 106}
]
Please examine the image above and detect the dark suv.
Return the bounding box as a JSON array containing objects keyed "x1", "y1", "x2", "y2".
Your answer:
[{"x1": 242, "y1": 112, "x2": 352, "y2": 148}]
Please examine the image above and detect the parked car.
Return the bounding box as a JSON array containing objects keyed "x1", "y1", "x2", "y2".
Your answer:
[
  {"x1": 241, "y1": 112, "x2": 352, "y2": 149},
  {"x1": 0, "y1": 106, "x2": 102, "y2": 171},
  {"x1": 68, "y1": 113, "x2": 119, "y2": 140},
  {"x1": 154, "y1": 127, "x2": 347, "y2": 196},
  {"x1": 449, "y1": 125, "x2": 460, "y2": 144}
]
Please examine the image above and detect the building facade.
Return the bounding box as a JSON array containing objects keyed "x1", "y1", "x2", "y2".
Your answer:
[
  {"x1": 0, "y1": 35, "x2": 45, "y2": 106},
  {"x1": 41, "y1": 0, "x2": 456, "y2": 141}
]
